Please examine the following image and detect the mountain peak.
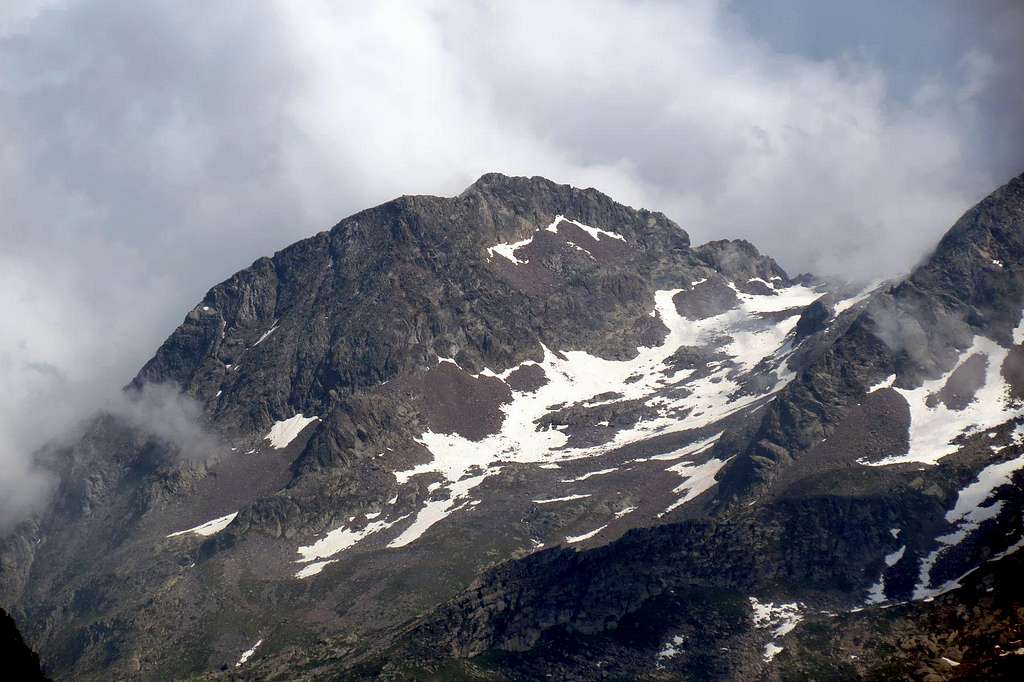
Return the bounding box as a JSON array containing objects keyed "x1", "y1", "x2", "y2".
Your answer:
[
  {"x1": 903, "y1": 169, "x2": 1024, "y2": 343},
  {"x1": 457, "y1": 171, "x2": 690, "y2": 247},
  {"x1": 131, "y1": 174, "x2": 696, "y2": 444},
  {"x1": 13, "y1": 172, "x2": 1024, "y2": 682},
  {"x1": 461, "y1": 171, "x2": 575, "y2": 196}
]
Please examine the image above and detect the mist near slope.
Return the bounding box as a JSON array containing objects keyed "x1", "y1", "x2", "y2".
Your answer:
[
  {"x1": 1, "y1": 0, "x2": 1021, "y2": 525},
  {"x1": 0, "y1": 376, "x2": 215, "y2": 528}
]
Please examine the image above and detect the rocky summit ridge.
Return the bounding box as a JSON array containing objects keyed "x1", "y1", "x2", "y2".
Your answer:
[{"x1": 2, "y1": 172, "x2": 1024, "y2": 680}]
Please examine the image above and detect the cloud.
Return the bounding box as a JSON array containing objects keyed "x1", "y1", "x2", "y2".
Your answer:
[
  {"x1": 110, "y1": 383, "x2": 216, "y2": 456},
  {"x1": 0, "y1": 356, "x2": 213, "y2": 527},
  {"x1": 0, "y1": 0, "x2": 1020, "y2": 524}
]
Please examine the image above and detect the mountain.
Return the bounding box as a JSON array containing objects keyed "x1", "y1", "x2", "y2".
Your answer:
[{"x1": 2, "y1": 172, "x2": 1023, "y2": 680}]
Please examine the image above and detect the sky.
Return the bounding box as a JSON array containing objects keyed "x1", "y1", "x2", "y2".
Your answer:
[{"x1": 1, "y1": 0, "x2": 1022, "y2": 523}]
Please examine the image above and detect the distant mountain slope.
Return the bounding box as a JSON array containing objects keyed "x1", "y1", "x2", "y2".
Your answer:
[{"x1": 2, "y1": 172, "x2": 1022, "y2": 681}]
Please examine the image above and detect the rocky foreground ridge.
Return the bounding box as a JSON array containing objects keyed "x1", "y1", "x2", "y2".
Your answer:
[{"x1": 2, "y1": 172, "x2": 1024, "y2": 680}]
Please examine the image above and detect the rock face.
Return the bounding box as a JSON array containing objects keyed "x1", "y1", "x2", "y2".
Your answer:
[
  {"x1": 0, "y1": 608, "x2": 50, "y2": 681},
  {"x1": 2, "y1": 172, "x2": 1024, "y2": 681},
  {"x1": 792, "y1": 293, "x2": 835, "y2": 342}
]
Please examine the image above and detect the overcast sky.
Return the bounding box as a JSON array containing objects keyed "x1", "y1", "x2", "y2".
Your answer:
[{"x1": 1, "y1": 0, "x2": 1022, "y2": 522}]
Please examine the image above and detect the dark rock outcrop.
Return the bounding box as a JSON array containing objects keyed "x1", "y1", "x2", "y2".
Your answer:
[
  {"x1": 0, "y1": 608, "x2": 49, "y2": 681},
  {"x1": 793, "y1": 293, "x2": 835, "y2": 342}
]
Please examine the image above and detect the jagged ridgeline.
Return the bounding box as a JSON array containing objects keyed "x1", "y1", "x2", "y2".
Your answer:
[{"x1": 3, "y1": 173, "x2": 1024, "y2": 680}]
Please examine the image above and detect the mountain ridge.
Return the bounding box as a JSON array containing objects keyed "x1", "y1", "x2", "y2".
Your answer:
[{"x1": 3, "y1": 170, "x2": 1024, "y2": 681}]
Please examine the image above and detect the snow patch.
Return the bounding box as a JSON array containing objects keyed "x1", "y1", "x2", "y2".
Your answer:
[
  {"x1": 167, "y1": 511, "x2": 238, "y2": 538},
  {"x1": 989, "y1": 537, "x2": 1024, "y2": 562},
  {"x1": 296, "y1": 514, "x2": 411, "y2": 569},
  {"x1": 750, "y1": 597, "x2": 803, "y2": 661},
  {"x1": 915, "y1": 537, "x2": 1024, "y2": 602},
  {"x1": 295, "y1": 560, "x2": 336, "y2": 579},
  {"x1": 252, "y1": 321, "x2": 279, "y2": 347},
  {"x1": 946, "y1": 453, "x2": 1024, "y2": 526},
  {"x1": 560, "y1": 468, "x2": 616, "y2": 483},
  {"x1": 533, "y1": 493, "x2": 591, "y2": 504},
  {"x1": 750, "y1": 599, "x2": 803, "y2": 637},
  {"x1": 868, "y1": 374, "x2": 896, "y2": 393},
  {"x1": 866, "y1": 544, "x2": 906, "y2": 604},
  {"x1": 565, "y1": 524, "x2": 607, "y2": 544},
  {"x1": 636, "y1": 432, "x2": 722, "y2": 462},
  {"x1": 657, "y1": 634, "x2": 685, "y2": 661},
  {"x1": 866, "y1": 578, "x2": 886, "y2": 605},
  {"x1": 294, "y1": 508, "x2": 417, "y2": 576},
  {"x1": 486, "y1": 234, "x2": 535, "y2": 264},
  {"x1": 486, "y1": 215, "x2": 626, "y2": 265},
  {"x1": 885, "y1": 545, "x2": 906, "y2": 567},
  {"x1": 389, "y1": 271, "x2": 821, "y2": 547},
  {"x1": 863, "y1": 336, "x2": 1023, "y2": 466},
  {"x1": 265, "y1": 414, "x2": 319, "y2": 449},
  {"x1": 546, "y1": 214, "x2": 626, "y2": 242},
  {"x1": 913, "y1": 452, "x2": 1024, "y2": 599},
  {"x1": 661, "y1": 456, "x2": 732, "y2": 514},
  {"x1": 387, "y1": 473, "x2": 486, "y2": 548},
  {"x1": 564, "y1": 240, "x2": 598, "y2": 259},
  {"x1": 236, "y1": 639, "x2": 262, "y2": 667}
]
